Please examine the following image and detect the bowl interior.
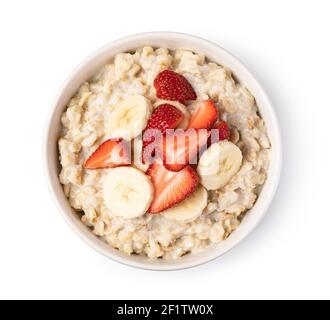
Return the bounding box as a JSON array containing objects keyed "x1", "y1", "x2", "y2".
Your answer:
[{"x1": 45, "y1": 32, "x2": 281, "y2": 270}]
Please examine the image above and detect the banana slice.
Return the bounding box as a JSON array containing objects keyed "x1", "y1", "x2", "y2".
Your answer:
[
  {"x1": 154, "y1": 100, "x2": 191, "y2": 129},
  {"x1": 197, "y1": 141, "x2": 243, "y2": 190},
  {"x1": 103, "y1": 167, "x2": 154, "y2": 219},
  {"x1": 105, "y1": 95, "x2": 152, "y2": 141},
  {"x1": 162, "y1": 185, "x2": 208, "y2": 223}
]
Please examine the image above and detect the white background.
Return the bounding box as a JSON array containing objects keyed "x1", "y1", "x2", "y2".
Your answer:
[{"x1": 0, "y1": 0, "x2": 329, "y2": 300}]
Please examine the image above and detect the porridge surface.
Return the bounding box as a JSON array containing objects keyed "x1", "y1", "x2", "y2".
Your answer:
[{"x1": 58, "y1": 47, "x2": 270, "y2": 259}]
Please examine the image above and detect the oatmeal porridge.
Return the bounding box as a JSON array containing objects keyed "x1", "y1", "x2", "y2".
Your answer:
[{"x1": 58, "y1": 47, "x2": 271, "y2": 260}]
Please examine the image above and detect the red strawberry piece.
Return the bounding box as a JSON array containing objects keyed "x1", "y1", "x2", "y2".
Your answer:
[
  {"x1": 84, "y1": 139, "x2": 130, "y2": 169},
  {"x1": 144, "y1": 104, "x2": 184, "y2": 136},
  {"x1": 142, "y1": 104, "x2": 184, "y2": 164},
  {"x1": 162, "y1": 128, "x2": 210, "y2": 172},
  {"x1": 210, "y1": 120, "x2": 231, "y2": 143},
  {"x1": 187, "y1": 100, "x2": 218, "y2": 129},
  {"x1": 153, "y1": 70, "x2": 197, "y2": 102},
  {"x1": 147, "y1": 161, "x2": 200, "y2": 213}
]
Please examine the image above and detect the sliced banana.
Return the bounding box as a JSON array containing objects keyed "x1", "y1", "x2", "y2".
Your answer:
[
  {"x1": 103, "y1": 167, "x2": 154, "y2": 219},
  {"x1": 154, "y1": 100, "x2": 191, "y2": 129},
  {"x1": 162, "y1": 185, "x2": 208, "y2": 223},
  {"x1": 105, "y1": 95, "x2": 152, "y2": 141},
  {"x1": 197, "y1": 141, "x2": 243, "y2": 190}
]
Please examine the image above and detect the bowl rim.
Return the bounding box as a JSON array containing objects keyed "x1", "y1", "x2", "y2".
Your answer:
[{"x1": 43, "y1": 31, "x2": 282, "y2": 271}]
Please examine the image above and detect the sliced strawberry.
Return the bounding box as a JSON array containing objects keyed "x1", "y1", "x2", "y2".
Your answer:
[
  {"x1": 187, "y1": 100, "x2": 218, "y2": 129},
  {"x1": 142, "y1": 104, "x2": 184, "y2": 164},
  {"x1": 162, "y1": 129, "x2": 210, "y2": 172},
  {"x1": 147, "y1": 162, "x2": 200, "y2": 213},
  {"x1": 84, "y1": 139, "x2": 130, "y2": 169},
  {"x1": 145, "y1": 104, "x2": 184, "y2": 132},
  {"x1": 153, "y1": 70, "x2": 197, "y2": 102},
  {"x1": 210, "y1": 120, "x2": 231, "y2": 143}
]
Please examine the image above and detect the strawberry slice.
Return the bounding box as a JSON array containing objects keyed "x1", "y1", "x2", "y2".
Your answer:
[
  {"x1": 187, "y1": 100, "x2": 218, "y2": 129},
  {"x1": 210, "y1": 120, "x2": 231, "y2": 143},
  {"x1": 142, "y1": 104, "x2": 184, "y2": 164},
  {"x1": 154, "y1": 70, "x2": 197, "y2": 102},
  {"x1": 144, "y1": 104, "x2": 184, "y2": 138},
  {"x1": 147, "y1": 162, "x2": 200, "y2": 213},
  {"x1": 162, "y1": 129, "x2": 210, "y2": 172},
  {"x1": 84, "y1": 139, "x2": 130, "y2": 169}
]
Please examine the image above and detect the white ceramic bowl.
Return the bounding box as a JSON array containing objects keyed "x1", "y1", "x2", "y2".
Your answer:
[{"x1": 44, "y1": 32, "x2": 282, "y2": 271}]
